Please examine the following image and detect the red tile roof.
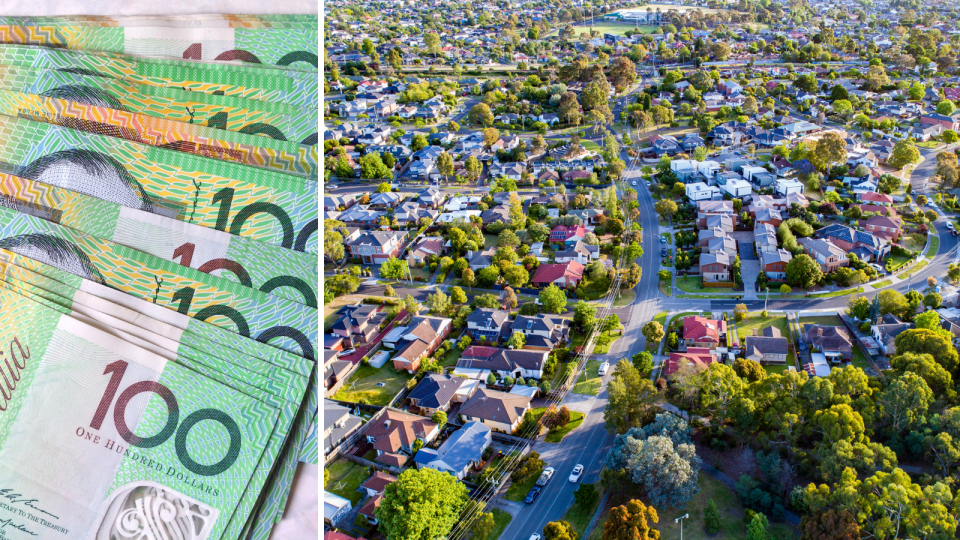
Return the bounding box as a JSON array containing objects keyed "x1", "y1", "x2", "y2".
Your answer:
[
  {"x1": 664, "y1": 348, "x2": 717, "y2": 376},
  {"x1": 531, "y1": 261, "x2": 585, "y2": 285},
  {"x1": 860, "y1": 192, "x2": 894, "y2": 204},
  {"x1": 683, "y1": 316, "x2": 725, "y2": 343},
  {"x1": 361, "y1": 471, "x2": 397, "y2": 494},
  {"x1": 461, "y1": 345, "x2": 501, "y2": 358}
]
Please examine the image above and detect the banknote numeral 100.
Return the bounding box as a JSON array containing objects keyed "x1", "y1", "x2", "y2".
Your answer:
[{"x1": 90, "y1": 360, "x2": 242, "y2": 477}]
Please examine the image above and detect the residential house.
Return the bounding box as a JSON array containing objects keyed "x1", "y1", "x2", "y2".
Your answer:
[
  {"x1": 360, "y1": 408, "x2": 439, "y2": 468},
  {"x1": 347, "y1": 231, "x2": 406, "y2": 265},
  {"x1": 871, "y1": 314, "x2": 914, "y2": 356},
  {"x1": 458, "y1": 387, "x2": 532, "y2": 433},
  {"x1": 530, "y1": 261, "x2": 585, "y2": 288},
  {"x1": 698, "y1": 213, "x2": 735, "y2": 232},
  {"x1": 775, "y1": 178, "x2": 804, "y2": 196},
  {"x1": 555, "y1": 241, "x2": 600, "y2": 264},
  {"x1": 367, "y1": 192, "x2": 403, "y2": 208},
  {"x1": 418, "y1": 187, "x2": 445, "y2": 208},
  {"x1": 394, "y1": 201, "x2": 438, "y2": 227},
  {"x1": 407, "y1": 237, "x2": 446, "y2": 265},
  {"x1": 920, "y1": 112, "x2": 960, "y2": 131},
  {"x1": 722, "y1": 178, "x2": 752, "y2": 198},
  {"x1": 356, "y1": 472, "x2": 397, "y2": 525},
  {"x1": 466, "y1": 248, "x2": 496, "y2": 271},
  {"x1": 755, "y1": 223, "x2": 779, "y2": 254},
  {"x1": 323, "y1": 399, "x2": 363, "y2": 457},
  {"x1": 698, "y1": 200, "x2": 735, "y2": 215},
  {"x1": 329, "y1": 303, "x2": 382, "y2": 347},
  {"x1": 392, "y1": 316, "x2": 453, "y2": 373},
  {"x1": 324, "y1": 493, "x2": 352, "y2": 526},
  {"x1": 754, "y1": 208, "x2": 783, "y2": 227},
  {"x1": 324, "y1": 351, "x2": 359, "y2": 397},
  {"x1": 550, "y1": 224, "x2": 588, "y2": 244},
  {"x1": 508, "y1": 314, "x2": 570, "y2": 350},
  {"x1": 337, "y1": 205, "x2": 382, "y2": 229},
  {"x1": 762, "y1": 249, "x2": 793, "y2": 281},
  {"x1": 650, "y1": 134, "x2": 681, "y2": 156},
  {"x1": 456, "y1": 346, "x2": 550, "y2": 381},
  {"x1": 706, "y1": 235, "x2": 738, "y2": 255},
  {"x1": 863, "y1": 216, "x2": 902, "y2": 243},
  {"x1": 700, "y1": 251, "x2": 733, "y2": 283},
  {"x1": 663, "y1": 348, "x2": 717, "y2": 376},
  {"x1": 859, "y1": 192, "x2": 894, "y2": 206},
  {"x1": 406, "y1": 373, "x2": 479, "y2": 416},
  {"x1": 685, "y1": 182, "x2": 721, "y2": 201},
  {"x1": 683, "y1": 316, "x2": 727, "y2": 349},
  {"x1": 803, "y1": 324, "x2": 853, "y2": 361},
  {"x1": 798, "y1": 237, "x2": 849, "y2": 273},
  {"x1": 816, "y1": 224, "x2": 891, "y2": 262},
  {"x1": 698, "y1": 227, "x2": 730, "y2": 249},
  {"x1": 743, "y1": 327, "x2": 789, "y2": 364},
  {"x1": 465, "y1": 308, "x2": 511, "y2": 343},
  {"x1": 414, "y1": 421, "x2": 492, "y2": 480}
]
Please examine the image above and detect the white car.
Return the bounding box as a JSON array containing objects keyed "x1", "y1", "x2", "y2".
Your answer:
[
  {"x1": 530, "y1": 535, "x2": 541, "y2": 540},
  {"x1": 328, "y1": 184, "x2": 339, "y2": 190},
  {"x1": 337, "y1": 348, "x2": 356, "y2": 358},
  {"x1": 598, "y1": 362, "x2": 609, "y2": 375},
  {"x1": 869, "y1": 263, "x2": 884, "y2": 273},
  {"x1": 569, "y1": 464, "x2": 584, "y2": 483},
  {"x1": 947, "y1": 222, "x2": 955, "y2": 230}
]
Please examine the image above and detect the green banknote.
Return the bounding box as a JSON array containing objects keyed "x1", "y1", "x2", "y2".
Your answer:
[
  {"x1": 0, "y1": 269, "x2": 310, "y2": 540},
  {"x1": 0, "y1": 63, "x2": 318, "y2": 144},
  {"x1": 0, "y1": 172, "x2": 318, "y2": 306},
  {"x1": 0, "y1": 204, "x2": 319, "y2": 361},
  {"x1": 0, "y1": 113, "x2": 318, "y2": 253},
  {"x1": 0, "y1": 15, "x2": 318, "y2": 29},
  {"x1": 0, "y1": 253, "x2": 317, "y2": 537},
  {"x1": 0, "y1": 284, "x2": 281, "y2": 540},
  {"x1": 0, "y1": 87, "x2": 317, "y2": 176},
  {"x1": 0, "y1": 24, "x2": 318, "y2": 71}
]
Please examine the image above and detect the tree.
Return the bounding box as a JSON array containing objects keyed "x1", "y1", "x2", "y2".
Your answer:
[
  {"x1": 377, "y1": 468, "x2": 468, "y2": 540},
  {"x1": 469, "y1": 103, "x2": 494, "y2": 126},
  {"x1": 654, "y1": 199, "x2": 678, "y2": 221},
  {"x1": 786, "y1": 254, "x2": 823, "y2": 288},
  {"x1": 794, "y1": 73, "x2": 818, "y2": 93},
  {"x1": 543, "y1": 521, "x2": 577, "y2": 540},
  {"x1": 486, "y1": 372, "x2": 496, "y2": 385},
  {"x1": 734, "y1": 358, "x2": 765, "y2": 383},
  {"x1": 437, "y1": 152, "x2": 455, "y2": 184},
  {"x1": 895, "y1": 328, "x2": 959, "y2": 374},
  {"x1": 704, "y1": 500, "x2": 722, "y2": 535},
  {"x1": 642, "y1": 321, "x2": 665, "y2": 346},
  {"x1": 462, "y1": 267, "x2": 476, "y2": 288},
  {"x1": 907, "y1": 81, "x2": 925, "y2": 101},
  {"x1": 609, "y1": 56, "x2": 637, "y2": 93},
  {"x1": 465, "y1": 155, "x2": 482, "y2": 182},
  {"x1": 507, "y1": 331, "x2": 526, "y2": 349},
  {"x1": 879, "y1": 372, "x2": 933, "y2": 434},
  {"x1": 810, "y1": 132, "x2": 847, "y2": 172},
  {"x1": 482, "y1": 127, "x2": 500, "y2": 149},
  {"x1": 924, "y1": 291, "x2": 943, "y2": 309},
  {"x1": 431, "y1": 410, "x2": 447, "y2": 429},
  {"x1": 451, "y1": 286, "x2": 467, "y2": 305},
  {"x1": 558, "y1": 92, "x2": 582, "y2": 125},
  {"x1": 799, "y1": 508, "x2": 860, "y2": 540},
  {"x1": 604, "y1": 314, "x2": 621, "y2": 335},
  {"x1": 363, "y1": 153, "x2": 394, "y2": 179},
  {"x1": 471, "y1": 510, "x2": 496, "y2": 540},
  {"x1": 779, "y1": 284, "x2": 792, "y2": 295},
  {"x1": 427, "y1": 289, "x2": 450, "y2": 315},
  {"x1": 381, "y1": 257, "x2": 409, "y2": 280},
  {"x1": 404, "y1": 293, "x2": 421, "y2": 315},
  {"x1": 734, "y1": 303, "x2": 748, "y2": 322},
  {"x1": 891, "y1": 352, "x2": 955, "y2": 400},
  {"x1": 602, "y1": 499, "x2": 659, "y2": 540},
  {"x1": 573, "y1": 483, "x2": 599, "y2": 511},
  {"x1": 747, "y1": 512, "x2": 768, "y2": 540},
  {"x1": 944, "y1": 130, "x2": 959, "y2": 144},
  {"x1": 632, "y1": 351, "x2": 654, "y2": 376},
  {"x1": 539, "y1": 284, "x2": 567, "y2": 314},
  {"x1": 604, "y1": 424, "x2": 701, "y2": 508},
  {"x1": 937, "y1": 100, "x2": 956, "y2": 115},
  {"x1": 605, "y1": 360, "x2": 659, "y2": 434},
  {"x1": 503, "y1": 265, "x2": 529, "y2": 288},
  {"x1": 573, "y1": 301, "x2": 597, "y2": 331},
  {"x1": 888, "y1": 140, "x2": 920, "y2": 170}
]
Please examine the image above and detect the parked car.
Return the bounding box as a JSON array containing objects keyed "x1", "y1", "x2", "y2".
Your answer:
[
  {"x1": 947, "y1": 222, "x2": 955, "y2": 230},
  {"x1": 569, "y1": 464, "x2": 584, "y2": 483},
  {"x1": 328, "y1": 184, "x2": 339, "y2": 190},
  {"x1": 660, "y1": 237, "x2": 667, "y2": 244},
  {"x1": 661, "y1": 248, "x2": 668, "y2": 257},
  {"x1": 869, "y1": 263, "x2": 884, "y2": 273},
  {"x1": 524, "y1": 486, "x2": 542, "y2": 504},
  {"x1": 598, "y1": 362, "x2": 609, "y2": 375},
  {"x1": 529, "y1": 535, "x2": 541, "y2": 540},
  {"x1": 336, "y1": 348, "x2": 356, "y2": 358},
  {"x1": 536, "y1": 467, "x2": 555, "y2": 486}
]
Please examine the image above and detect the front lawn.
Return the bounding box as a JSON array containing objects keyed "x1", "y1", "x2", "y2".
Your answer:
[
  {"x1": 505, "y1": 461, "x2": 545, "y2": 502},
  {"x1": 735, "y1": 313, "x2": 790, "y2": 342},
  {"x1": 810, "y1": 286, "x2": 863, "y2": 298},
  {"x1": 871, "y1": 279, "x2": 893, "y2": 289},
  {"x1": 901, "y1": 233, "x2": 927, "y2": 252},
  {"x1": 572, "y1": 360, "x2": 603, "y2": 395},
  {"x1": 885, "y1": 252, "x2": 912, "y2": 272},
  {"x1": 613, "y1": 288, "x2": 636, "y2": 307},
  {"x1": 545, "y1": 410, "x2": 586, "y2": 443},
  {"x1": 483, "y1": 509, "x2": 512, "y2": 540},
  {"x1": 324, "y1": 459, "x2": 368, "y2": 505},
  {"x1": 898, "y1": 260, "x2": 929, "y2": 278},
  {"x1": 333, "y1": 364, "x2": 412, "y2": 406},
  {"x1": 677, "y1": 276, "x2": 735, "y2": 293},
  {"x1": 562, "y1": 483, "x2": 603, "y2": 539},
  {"x1": 799, "y1": 315, "x2": 843, "y2": 327}
]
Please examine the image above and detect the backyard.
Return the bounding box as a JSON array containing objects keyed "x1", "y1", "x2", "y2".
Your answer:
[
  {"x1": 572, "y1": 360, "x2": 603, "y2": 395},
  {"x1": 332, "y1": 363, "x2": 412, "y2": 406},
  {"x1": 798, "y1": 315, "x2": 843, "y2": 327},
  {"x1": 325, "y1": 458, "x2": 369, "y2": 506}
]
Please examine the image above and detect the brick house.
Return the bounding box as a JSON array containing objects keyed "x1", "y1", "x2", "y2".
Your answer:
[
  {"x1": 803, "y1": 324, "x2": 853, "y2": 361},
  {"x1": 700, "y1": 251, "x2": 733, "y2": 282},
  {"x1": 346, "y1": 230, "x2": 406, "y2": 264},
  {"x1": 762, "y1": 249, "x2": 793, "y2": 281},
  {"x1": 817, "y1": 224, "x2": 891, "y2": 262},
  {"x1": 798, "y1": 237, "x2": 849, "y2": 273},
  {"x1": 392, "y1": 316, "x2": 452, "y2": 372},
  {"x1": 329, "y1": 303, "x2": 383, "y2": 347},
  {"x1": 549, "y1": 224, "x2": 588, "y2": 244},
  {"x1": 458, "y1": 388, "x2": 532, "y2": 433},
  {"x1": 530, "y1": 261, "x2": 585, "y2": 288},
  {"x1": 683, "y1": 316, "x2": 727, "y2": 349},
  {"x1": 919, "y1": 112, "x2": 960, "y2": 131},
  {"x1": 863, "y1": 216, "x2": 902, "y2": 243},
  {"x1": 744, "y1": 327, "x2": 789, "y2": 364},
  {"x1": 663, "y1": 348, "x2": 717, "y2": 376},
  {"x1": 361, "y1": 408, "x2": 439, "y2": 468}
]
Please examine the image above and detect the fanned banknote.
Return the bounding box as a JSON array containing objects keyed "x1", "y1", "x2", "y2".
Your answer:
[
  {"x1": 0, "y1": 25, "x2": 318, "y2": 70},
  {"x1": 0, "y1": 284, "x2": 281, "y2": 540},
  {"x1": 0, "y1": 64, "x2": 318, "y2": 144},
  {"x1": 0, "y1": 172, "x2": 319, "y2": 306},
  {"x1": 0, "y1": 44, "x2": 319, "y2": 110},
  {"x1": 0, "y1": 114, "x2": 318, "y2": 253},
  {"x1": 0, "y1": 15, "x2": 319, "y2": 29}
]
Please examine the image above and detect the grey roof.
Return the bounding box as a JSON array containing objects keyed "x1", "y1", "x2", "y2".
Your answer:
[
  {"x1": 510, "y1": 314, "x2": 566, "y2": 335},
  {"x1": 744, "y1": 335, "x2": 789, "y2": 356},
  {"x1": 818, "y1": 223, "x2": 886, "y2": 249},
  {"x1": 408, "y1": 373, "x2": 468, "y2": 410},
  {"x1": 413, "y1": 421, "x2": 491, "y2": 472},
  {"x1": 324, "y1": 399, "x2": 363, "y2": 452},
  {"x1": 466, "y1": 308, "x2": 511, "y2": 329}
]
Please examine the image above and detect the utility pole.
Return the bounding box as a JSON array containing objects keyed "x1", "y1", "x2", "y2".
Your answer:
[{"x1": 675, "y1": 514, "x2": 690, "y2": 540}]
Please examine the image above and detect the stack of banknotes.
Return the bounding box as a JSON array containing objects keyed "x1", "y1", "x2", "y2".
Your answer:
[{"x1": 0, "y1": 13, "x2": 318, "y2": 540}]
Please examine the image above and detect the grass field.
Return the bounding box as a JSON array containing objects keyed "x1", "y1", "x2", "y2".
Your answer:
[
  {"x1": 558, "y1": 23, "x2": 658, "y2": 37},
  {"x1": 505, "y1": 462, "x2": 545, "y2": 502},
  {"x1": 484, "y1": 509, "x2": 512, "y2": 540},
  {"x1": 899, "y1": 260, "x2": 929, "y2": 279},
  {"x1": 926, "y1": 235, "x2": 940, "y2": 258},
  {"x1": 572, "y1": 360, "x2": 604, "y2": 395},
  {"x1": 871, "y1": 279, "x2": 893, "y2": 289},
  {"x1": 325, "y1": 459, "x2": 368, "y2": 505},
  {"x1": 659, "y1": 281, "x2": 672, "y2": 297},
  {"x1": 734, "y1": 313, "x2": 790, "y2": 344},
  {"x1": 646, "y1": 311, "x2": 669, "y2": 351},
  {"x1": 810, "y1": 286, "x2": 863, "y2": 298},
  {"x1": 562, "y1": 484, "x2": 603, "y2": 539},
  {"x1": 677, "y1": 276, "x2": 735, "y2": 293},
  {"x1": 886, "y1": 252, "x2": 913, "y2": 272},
  {"x1": 545, "y1": 410, "x2": 586, "y2": 443},
  {"x1": 799, "y1": 315, "x2": 843, "y2": 326},
  {"x1": 613, "y1": 288, "x2": 636, "y2": 307},
  {"x1": 333, "y1": 364, "x2": 411, "y2": 406},
  {"x1": 851, "y1": 348, "x2": 871, "y2": 371},
  {"x1": 902, "y1": 233, "x2": 927, "y2": 252}
]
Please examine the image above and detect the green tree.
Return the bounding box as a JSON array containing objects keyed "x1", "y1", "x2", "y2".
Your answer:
[
  {"x1": 734, "y1": 358, "x2": 765, "y2": 383},
  {"x1": 573, "y1": 483, "x2": 599, "y2": 510},
  {"x1": 469, "y1": 103, "x2": 495, "y2": 126},
  {"x1": 704, "y1": 500, "x2": 722, "y2": 535},
  {"x1": 451, "y1": 286, "x2": 467, "y2": 304},
  {"x1": 888, "y1": 140, "x2": 920, "y2": 170},
  {"x1": 907, "y1": 81, "x2": 925, "y2": 100},
  {"x1": 427, "y1": 289, "x2": 450, "y2": 315},
  {"x1": 377, "y1": 468, "x2": 468, "y2": 540},
  {"x1": 377, "y1": 182, "x2": 392, "y2": 193},
  {"x1": 780, "y1": 284, "x2": 792, "y2": 295},
  {"x1": 507, "y1": 331, "x2": 526, "y2": 349},
  {"x1": 937, "y1": 100, "x2": 956, "y2": 115},
  {"x1": 573, "y1": 301, "x2": 597, "y2": 331},
  {"x1": 424, "y1": 32, "x2": 441, "y2": 57},
  {"x1": 362, "y1": 152, "x2": 394, "y2": 179},
  {"x1": 437, "y1": 152, "x2": 455, "y2": 184},
  {"x1": 747, "y1": 512, "x2": 768, "y2": 540},
  {"x1": 462, "y1": 267, "x2": 476, "y2": 288},
  {"x1": 381, "y1": 257, "x2": 409, "y2": 280},
  {"x1": 602, "y1": 499, "x2": 659, "y2": 540},
  {"x1": 503, "y1": 265, "x2": 529, "y2": 288},
  {"x1": 604, "y1": 360, "x2": 660, "y2": 434},
  {"x1": 632, "y1": 351, "x2": 654, "y2": 376},
  {"x1": 734, "y1": 303, "x2": 748, "y2": 322},
  {"x1": 944, "y1": 130, "x2": 959, "y2": 144},
  {"x1": 642, "y1": 321, "x2": 664, "y2": 345},
  {"x1": 654, "y1": 199, "x2": 678, "y2": 220},
  {"x1": 431, "y1": 410, "x2": 447, "y2": 429},
  {"x1": 411, "y1": 133, "x2": 429, "y2": 151},
  {"x1": 543, "y1": 521, "x2": 578, "y2": 540},
  {"x1": 879, "y1": 372, "x2": 933, "y2": 434},
  {"x1": 539, "y1": 284, "x2": 567, "y2": 314},
  {"x1": 786, "y1": 254, "x2": 823, "y2": 288}
]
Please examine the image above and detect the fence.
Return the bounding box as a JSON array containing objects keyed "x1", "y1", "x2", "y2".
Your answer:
[{"x1": 340, "y1": 451, "x2": 405, "y2": 476}]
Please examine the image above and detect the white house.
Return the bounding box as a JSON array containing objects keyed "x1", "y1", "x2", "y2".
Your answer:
[
  {"x1": 775, "y1": 178, "x2": 804, "y2": 196},
  {"x1": 722, "y1": 178, "x2": 752, "y2": 198},
  {"x1": 685, "y1": 182, "x2": 721, "y2": 201},
  {"x1": 741, "y1": 165, "x2": 768, "y2": 182}
]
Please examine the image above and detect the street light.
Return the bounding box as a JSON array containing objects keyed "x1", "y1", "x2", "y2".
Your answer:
[
  {"x1": 675, "y1": 514, "x2": 689, "y2": 540},
  {"x1": 764, "y1": 286, "x2": 770, "y2": 313}
]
